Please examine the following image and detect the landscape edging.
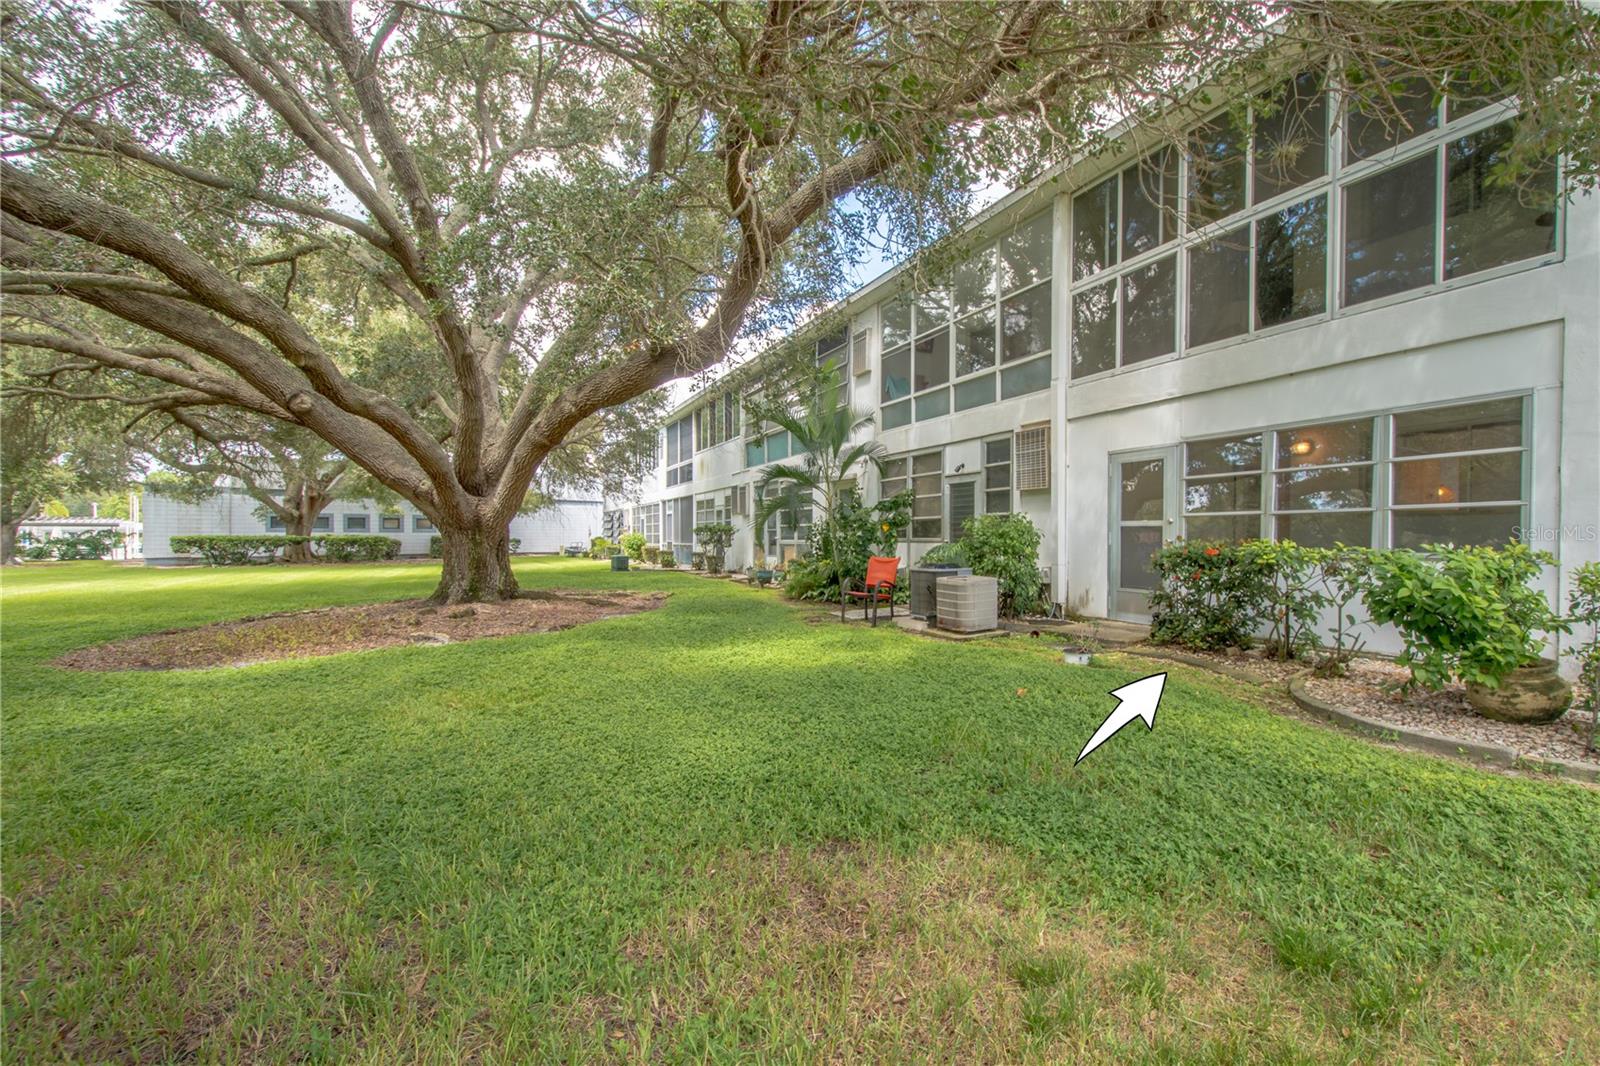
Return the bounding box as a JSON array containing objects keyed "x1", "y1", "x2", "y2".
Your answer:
[{"x1": 1118, "y1": 647, "x2": 1599, "y2": 784}]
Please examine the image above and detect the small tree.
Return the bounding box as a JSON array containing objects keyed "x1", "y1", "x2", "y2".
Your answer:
[
  {"x1": 694, "y1": 522, "x2": 735, "y2": 574},
  {"x1": 751, "y1": 360, "x2": 883, "y2": 604}
]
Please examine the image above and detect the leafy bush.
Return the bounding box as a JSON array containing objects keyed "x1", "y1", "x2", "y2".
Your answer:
[
  {"x1": 642, "y1": 544, "x2": 662, "y2": 566},
  {"x1": 917, "y1": 542, "x2": 969, "y2": 568},
  {"x1": 620, "y1": 533, "x2": 646, "y2": 561},
  {"x1": 313, "y1": 534, "x2": 401, "y2": 562},
  {"x1": 589, "y1": 536, "x2": 613, "y2": 560},
  {"x1": 781, "y1": 489, "x2": 913, "y2": 604},
  {"x1": 958, "y1": 513, "x2": 1045, "y2": 618},
  {"x1": 1362, "y1": 542, "x2": 1568, "y2": 691},
  {"x1": 20, "y1": 529, "x2": 125, "y2": 560},
  {"x1": 1148, "y1": 540, "x2": 1273, "y2": 650},
  {"x1": 694, "y1": 522, "x2": 735, "y2": 573},
  {"x1": 1566, "y1": 562, "x2": 1600, "y2": 753},
  {"x1": 171, "y1": 534, "x2": 307, "y2": 566}
]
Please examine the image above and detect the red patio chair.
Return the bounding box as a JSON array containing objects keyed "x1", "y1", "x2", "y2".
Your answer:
[{"x1": 842, "y1": 555, "x2": 901, "y2": 626}]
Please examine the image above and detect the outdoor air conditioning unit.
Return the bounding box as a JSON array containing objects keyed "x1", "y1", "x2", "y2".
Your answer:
[
  {"x1": 910, "y1": 563, "x2": 970, "y2": 618},
  {"x1": 935, "y1": 574, "x2": 999, "y2": 634}
]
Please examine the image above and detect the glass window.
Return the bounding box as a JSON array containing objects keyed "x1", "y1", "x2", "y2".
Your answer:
[
  {"x1": 1272, "y1": 419, "x2": 1375, "y2": 547},
  {"x1": 1001, "y1": 281, "x2": 1050, "y2": 364},
  {"x1": 266, "y1": 514, "x2": 285, "y2": 531},
  {"x1": 766, "y1": 431, "x2": 789, "y2": 462},
  {"x1": 915, "y1": 289, "x2": 950, "y2": 331},
  {"x1": 344, "y1": 514, "x2": 369, "y2": 532},
  {"x1": 413, "y1": 515, "x2": 435, "y2": 531},
  {"x1": 1120, "y1": 254, "x2": 1176, "y2": 364},
  {"x1": 1444, "y1": 122, "x2": 1557, "y2": 280},
  {"x1": 913, "y1": 331, "x2": 949, "y2": 390},
  {"x1": 1000, "y1": 211, "x2": 1052, "y2": 292},
  {"x1": 1071, "y1": 280, "x2": 1116, "y2": 379},
  {"x1": 1343, "y1": 152, "x2": 1436, "y2": 306},
  {"x1": 984, "y1": 438, "x2": 1012, "y2": 514},
  {"x1": 312, "y1": 515, "x2": 333, "y2": 532},
  {"x1": 955, "y1": 308, "x2": 996, "y2": 376},
  {"x1": 1389, "y1": 397, "x2": 1524, "y2": 548},
  {"x1": 1254, "y1": 72, "x2": 1328, "y2": 203},
  {"x1": 1255, "y1": 195, "x2": 1327, "y2": 328},
  {"x1": 881, "y1": 294, "x2": 912, "y2": 349},
  {"x1": 380, "y1": 514, "x2": 403, "y2": 532},
  {"x1": 911, "y1": 452, "x2": 943, "y2": 540},
  {"x1": 1345, "y1": 76, "x2": 1438, "y2": 163},
  {"x1": 1121, "y1": 149, "x2": 1178, "y2": 258},
  {"x1": 1121, "y1": 460, "x2": 1166, "y2": 521},
  {"x1": 954, "y1": 374, "x2": 995, "y2": 411},
  {"x1": 1072, "y1": 176, "x2": 1118, "y2": 280},
  {"x1": 914, "y1": 388, "x2": 951, "y2": 421},
  {"x1": 745, "y1": 438, "x2": 765, "y2": 467},
  {"x1": 952, "y1": 249, "x2": 995, "y2": 317},
  {"x1": 1000, "y1": 355, "x2": 1051, "y2": 399},
  {"x1": 881, "y1": 399, "x2": 912, "y2": 430},
  {"x1": 1186, "y1": 433, "x2": 1262, "y2": 476},
  {"x1": 1188, "y1": 114, "x2": 1249, "y2": 225},
  {"x1": 881, "y1": 345, "x2": 911, "y2": 402},
  {"x1": 1183, "y1": 433, "x2": 1262, "y2": 543},
  {"x1": 1393, "y1": 397, "x2": 1522, "y2": 456},
  {"x1": 1187, "y1": 224, "x2": 1250, "y2": 347}
]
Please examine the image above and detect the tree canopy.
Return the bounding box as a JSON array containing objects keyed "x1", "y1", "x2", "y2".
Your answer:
[{"x1": 3, "y1": 0, "x2": 1595, "y2": 598}]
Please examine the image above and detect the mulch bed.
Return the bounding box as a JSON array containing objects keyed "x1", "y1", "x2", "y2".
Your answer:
[{"x1": 54, "y1": 588, "x2": 667, "y2": 671}]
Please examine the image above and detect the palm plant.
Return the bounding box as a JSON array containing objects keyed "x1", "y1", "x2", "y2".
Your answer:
[{"x1": 751, "y1": 359, "x2": 884, "y2": 586}]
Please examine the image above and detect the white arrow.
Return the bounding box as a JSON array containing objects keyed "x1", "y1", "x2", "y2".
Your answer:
[{"x1": 1076, "y1": 672, "x2": 1167, "y2": 765}]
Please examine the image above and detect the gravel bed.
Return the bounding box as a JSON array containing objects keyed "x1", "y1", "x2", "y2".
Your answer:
[{"x1": 1304, "y1": 657, "x2": 1597, "y2": 768}]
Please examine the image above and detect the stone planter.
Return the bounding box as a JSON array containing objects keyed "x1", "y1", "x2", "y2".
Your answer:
[{"x1": 1465, "y1": 658, "x2": 1573, "y2": 724}]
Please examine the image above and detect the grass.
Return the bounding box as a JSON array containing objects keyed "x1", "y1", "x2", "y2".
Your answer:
[{"x1": 2, "y1": 558, "x2": 1597, "y2": 1063}]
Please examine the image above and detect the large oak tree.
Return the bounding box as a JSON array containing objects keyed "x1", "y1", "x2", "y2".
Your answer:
[{"x1": 3, "y1": 1, "x2": 1594, "y2": 601}]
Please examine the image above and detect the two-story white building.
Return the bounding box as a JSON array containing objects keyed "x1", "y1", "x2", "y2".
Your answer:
[{"x1": 618, "y1": 69, "x2": 1599, "y2": 640}]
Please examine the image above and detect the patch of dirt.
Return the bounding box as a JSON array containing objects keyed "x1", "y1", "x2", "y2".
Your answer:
[
  {"x1": 1305, "y1": 657, "x2": 1598, "y2": 769},
  {"x1": 53, "y1": 589, "x2": 667, "y2": 671}
]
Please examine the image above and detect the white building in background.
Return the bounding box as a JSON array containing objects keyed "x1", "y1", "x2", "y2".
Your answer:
[
  {"x1": 140, "y1": 485, "x2": 604, "y2": 564},
  {"x1": 615, "y1": 68, "x2": 1599, "y2": 650}
]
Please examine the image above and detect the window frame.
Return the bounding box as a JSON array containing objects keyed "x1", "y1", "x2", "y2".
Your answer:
[
  {"x1": 1067, "y1": 73, "x2": 1564, "y2": 385},
  {"x1": 343, "y1": 514, "x2": 370, "y2": 533},
  {"x1": 1176, "y1": 393, "x2": 1530, "y2": 550},
  {"x1": 878, "y1": 210, "x2": 1053, "y2": 429}
]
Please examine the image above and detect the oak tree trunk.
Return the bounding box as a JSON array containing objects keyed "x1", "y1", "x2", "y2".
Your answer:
[
  {"x1": 1, "y1": 518, "x2": 22, "y2": 565},
  {"x1": 285, "y1": 513, "x2": 317, "y2": 563},
  {"x1": 430, "y1": 520, "x2": 518, "y2": 604}
]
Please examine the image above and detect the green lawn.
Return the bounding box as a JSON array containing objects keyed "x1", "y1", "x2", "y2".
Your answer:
[{"x1": 3, "y1": 559, "x2": 1596, "y2": 1063}]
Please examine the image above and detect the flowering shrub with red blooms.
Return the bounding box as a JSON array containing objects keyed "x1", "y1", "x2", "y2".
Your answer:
[{"x1": 1148, "y1": 540, "x2": 1274, "y2": 650}]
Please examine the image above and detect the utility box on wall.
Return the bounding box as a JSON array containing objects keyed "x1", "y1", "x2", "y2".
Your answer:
[{"x1": 935, "y1": 574, "x2": 999, "y2": 633}]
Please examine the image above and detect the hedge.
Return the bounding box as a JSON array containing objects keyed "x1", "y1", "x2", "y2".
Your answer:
[
  {"x1": 171, "y1": 534, "x2": 307, "y2": 566},
  {"x1": 19, "y1": 529, "x2": 125, "y2": 560},
  {"x1": 312, "y1": 534, "x2": 402, "y2": 562}
]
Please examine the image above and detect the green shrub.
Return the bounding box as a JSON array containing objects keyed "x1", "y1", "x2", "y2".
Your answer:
[
  {"x1": 959, "y1": 513, "x2": 1045, "y2": 618},
  {"x1": 694, "y1": 522, "x2": 735, "y2": 573},
  {"x1": 918, "y1": 542, "x2": 969, "y2": 567},
  {"x1": 19, "y1": 529, "x2": 125, "y2": 560},
  {"x1": 1566, "y1": 562, "x2": 1600, "y2": 753},
  {"x1": 312, "y1": 534, "x2": 401, "y2": 562},
  {"x1": 589, "y1": 536, "x2": 612, "y2": 560},
  {"x1": 642, "y1": 544, "x2": 661, "y2": 565},
  {"x1": 1148, "y1": 540, "x2": 1273, "y2": 650},
  {"x1": 1362, "y1": 542, "x2": 1568, "y2": 691},
  {"x1": 171, "y1": 534, "x2": 308, "y2": 566},
  {"x1": 782, "y1": 489, "x2": 912, "y2": 604},
  {"x1": 620, "y1": 532, "x2": 647, "y2": 561}
]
